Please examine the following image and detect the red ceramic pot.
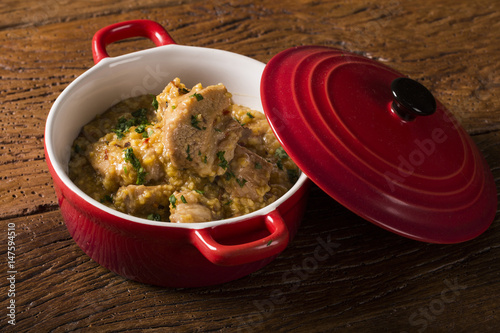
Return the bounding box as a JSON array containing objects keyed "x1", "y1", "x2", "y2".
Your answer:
[
  {"x1": 45, "y1": 19, "x2": 497, "y2": 287},
  {"x1": 44, "y1": 20, "x2": 311, "y2": 287}
]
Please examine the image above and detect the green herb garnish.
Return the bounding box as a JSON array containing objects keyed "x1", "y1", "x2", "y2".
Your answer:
[
  {"x1": 217, "y1": 151, "x2": 228, "y2": 169},
  {"x1": 276, "y1": 159, "x2": 284, "y2": 170},
  {"x1": 135, "y1": 123, "x2": 147, "y2": 134},
  {"x1": 132, "y1": 108, "x2": 147, "y2": 118},
  {"x1": 275, "y1": 147, "x2": 289, "y2": 170},
  {"x1": 198, "y1": 151, "x2": 207, "y2": 164},
  {"x1": 123, "y1": 147, "x2": 147, "y2": 185},
  {"x1": 246, "y1": 112, "x2": 255, "y2": 119},
  {"x1": 152, "y1": 97, "x2": 159, "y2": 110},
  {"x1": 186, "y1": 145, "x2": 193, "y2": 161},
  {"x1": 287, "y1": 168, "x2": 299, "y2": 183},
  {"x1": 236, "y1": 178, "x2": 247, "y2": 188},
  {"x1": 274, "y1": 147, "x2": 288, "y2": 159},
  {"x1": 190, "y1": 92, "x2": 204, "y2": 101},
  {"x1": 113, "y1": 108, "x2": 150, "y2": 139},
  {"x1": 100, "y1": 194, "x2": 113, "y2": 203},
  {"x1": 124, "y1": 147, "x2": 140, "y2": 169},
  {"x1": 169, "y1": 194, "x2": 177, "y2": 208},
  {"x1": 112, "y1": 118, "x2": 128, "y2": 139},
  {"x1": 136, "y1": 167, "x2": 146, "y2": 185},
  {"x1": 224, "y1": 171, "x2": 235, "y2": 181},
  {"x1": 233, "y1": 117, "x2": 245, "y2": 127},
  {"x1": 190, "y1": 114, "x2": 206, "y2": 130},
  {"x1": 180, "y1": 195, "x2": 187, "y2": 204},
  {"x1": 147, "y1": 213, "x2": 161, "y2": 221}
]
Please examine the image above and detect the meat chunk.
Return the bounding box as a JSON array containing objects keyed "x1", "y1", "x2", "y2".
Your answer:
[
  {"x1": 159, "y1": 80, "x2": 243, "y2": 178},
  {"x1": 114, "y1": 184, "x2": 174, "y2": 218},
  {"x1": 217, "y1": 145, "x2": 273, "y2": 201},
  {"x1": 87, "y1": 141, "x2": 129, "y2": 191},
  {"x1": 87, "y1": 133, "x2": 165, "y2": 192},
  {"x1": 169, "y1": 190, "x2": 222, "y2": 223},
  {"x1": 170, "y1": 203, "x2": 212, "y2": 223}
]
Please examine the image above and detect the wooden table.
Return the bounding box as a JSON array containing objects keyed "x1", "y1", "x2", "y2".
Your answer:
[{"x1": 1, "y1": 0, "x2": 499, "y2": 331}]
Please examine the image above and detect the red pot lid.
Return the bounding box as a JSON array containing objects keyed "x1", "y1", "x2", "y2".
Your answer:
[{"x1": 261, "y1": 45, "x2": 497, "y2": 243}]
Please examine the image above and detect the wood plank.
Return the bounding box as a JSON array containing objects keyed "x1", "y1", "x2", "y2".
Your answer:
[{"x1": 2, "y1": 182, "x2": 499, "y2": 331}]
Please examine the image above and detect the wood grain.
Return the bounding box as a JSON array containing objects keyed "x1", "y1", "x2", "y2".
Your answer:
[{"x1": 1, "y1": 0, "x2": 499, "y2": 331}]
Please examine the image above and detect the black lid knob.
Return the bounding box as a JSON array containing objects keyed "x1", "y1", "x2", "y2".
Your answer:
[{"x1": 391, "y1": 77, "x2": 436, "y2": 121}]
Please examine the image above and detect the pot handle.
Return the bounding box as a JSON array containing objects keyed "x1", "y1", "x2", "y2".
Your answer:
[
  {"x1": 192, "y1": 210, "x2": 290, "y2": 266},
  {"x1": 92, "y1": 19, "x2": 176, "y2": 64}
]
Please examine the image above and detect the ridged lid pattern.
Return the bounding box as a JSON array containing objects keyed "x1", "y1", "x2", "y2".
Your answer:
[{"x1": 261, "y1": 45, "x2": 497, "y2": 243}]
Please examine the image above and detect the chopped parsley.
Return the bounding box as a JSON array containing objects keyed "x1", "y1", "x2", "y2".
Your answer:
[
  {"x1": 267, "y1": 240, "x2": 273, "y2": 246},
  {"x1": 124, "y1": 147, "x2": 140, "y2": 169},
  {"x1": 275, "y1": 147, "x2": 289, "y2": 170},
  {"x1": 272, "y1": 147, "x2": 299, "y2": 182},
  {"x1": 180, "y1": 195, "x2": 187, "y2": 204},
  {"x1": 276, "y1": 159, "x2": 284, "y2": 170},
  {"x1": 274, "y1": 147, "x2": 288, "y2": 160},
  {"x1": 195, "y1": 189, "x2": 205, "y2": 194},
  {"x1": 222, "y1": 171, "x2": 245, "y2": 187},
  {"x1": 123, "y1": 147, "x2": 147, "y2": 185},
  {"x1": 132, "y1": 108, "x2": 148, "y2": 119},
  {"x1": 236, "y1": 178, "x2": 247, "y2": 188},
  {"x1": 113, "y1": 108, "x2": 150, "y2": 139},
  {"x1": 179, "y1": 87, "x2": 190, "y2": 94},
  {"x1": 169, "y1": 194, "x2": 177, "y2": 208},
  {"x1": 136, "y1": 167, "x2": 146, "y2": 185},
  {"x1": 186, "y1": 145, "x2": 193, "y2": 161},
  {"x1": 191, "y1": 114, "x2": 206, "y2": 130},
  {"x1": 152, "y1": 97, "x2": 159, "y2": 110},
  {"x1": 224, "y1": 171, "x2": 235, "y2": 181},
  {"x1": 198, "y1": 151, "x2": 208, "y2": 164},
  {"x1": 147, "y1": 213, "x2": 161, "y2": 221},
  {"x1": 287, "y1": 168, "x2": 299, "y2": 183},
  {"x1": 100, "y1": 194, "x2": 113, "y2": 203},
  {"x1": 135, "y1": 123, "x2": 147, "y2": 134},
  {"x1": 255, "y1": 162, "x2": 262, "y2": 169},
  {"x1": 112, "y1": 118, "x2": 129, "y2": 139},
  {"x1": 246, "y1": 112, "x2": 255, "y2": 119},
  {"x1": 217, "y1": 151, "x2": 228, "y2": 169},
  {"x1": 233, "y1": 117, "x2": 245, "y2": 127},
  {"x1": 190, "y1": 92, "x2": 204, "y2": 101}
]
